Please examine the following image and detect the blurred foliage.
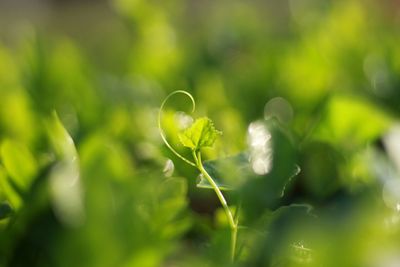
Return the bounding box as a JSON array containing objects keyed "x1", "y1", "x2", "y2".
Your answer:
[{"x1": 0, "y1": 0, "x2": 400, "y2": 266}]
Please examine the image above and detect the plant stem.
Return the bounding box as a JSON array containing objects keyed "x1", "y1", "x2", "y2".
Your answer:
[
  {"x1": 231, "y1": 224, "x2": 238, "y2": 262},
  {"x1": 194, "y1": 151, "x2": 238, "y2": 262}
]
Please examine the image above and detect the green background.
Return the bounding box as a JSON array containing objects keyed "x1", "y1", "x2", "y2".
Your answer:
[{"x1": 1, "y1": 0, "x2": 400, "y2": 266}]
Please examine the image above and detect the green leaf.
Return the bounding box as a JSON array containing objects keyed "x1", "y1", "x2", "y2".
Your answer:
[
  {"x1": 178, "y1": 117, "x2": 222, "y2": 151},
  {"x1": 196, "y1": 173, "x2": 233, "y2": 191},
  {"x1": 240, "y1": 121, "x2": 301, "y2": 223},
  {"x1": 45, "y1": 111, "x2": 77, "y2": 160},
  {"x1": 197, "y1": 153, "x2": 249, "y2": 191},
  {"x1": 246, "y1": 204, "x2": 315, "y2": 266},
  {"x1": 1, "y1": 139, "x2": 38, "y2": 191},
  {"x1": 46, "y1": 111, "x2": 84, "y2": 227},
  {"x1": 0, "y1": 166, "x2": 22, "y2": 209},
  {"x1": 313, "y1": 94, "x2": 393, "y2": 148},
  {"x1": 197, "y1": 152, "x2": 300, "y2": 193}
]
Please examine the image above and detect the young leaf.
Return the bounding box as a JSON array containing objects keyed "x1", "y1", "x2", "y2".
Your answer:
[{"x1": 178, "y1": 117, "x2": 222, "y2": 151}]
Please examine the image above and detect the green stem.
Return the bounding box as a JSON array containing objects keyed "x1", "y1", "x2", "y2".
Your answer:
[
  {"x1": 231, "y1": 224, "x2": 238, "y2": 262},
  {"x1": 193, "y1": 151, "x2": 238, "y2": 262}
]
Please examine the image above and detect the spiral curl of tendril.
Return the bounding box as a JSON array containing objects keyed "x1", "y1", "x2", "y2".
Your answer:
[{"x1": 158, "y1": 90, "x2": 197, "y2": 167}]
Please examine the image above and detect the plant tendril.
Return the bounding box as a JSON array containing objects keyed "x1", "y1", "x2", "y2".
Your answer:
[
  {"x1": 159, "y1": 90, "x2": 238, "y2": 262},
  {"x1": 158, "y1": 90, "x2": 197, "y2": 167}
]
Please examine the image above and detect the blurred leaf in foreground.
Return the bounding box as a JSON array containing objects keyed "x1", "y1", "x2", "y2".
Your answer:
[
  {"x1": 0, "y1": 140, "x2": 38, "y2": 192},
  {"x1": 313, "y1": 94, "x2": 393, "y2": 148},
  {"x1": 46, "y1": 112, "x2": 84, "y2": 227}
]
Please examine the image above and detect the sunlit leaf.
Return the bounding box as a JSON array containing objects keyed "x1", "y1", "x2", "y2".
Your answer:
[
  {"x1": 46, "y1": 111, "x2": 77, "y2": 159},
  {"x1": 0, "y1": 139, "x2": 38, "y2": 191},
  {"x1": 313, "y1": 95, "x2": 393, "y2": 148},
  {"x1": 178, "y1": 117, "x2": 222, "y2": 151},
  {"x1": 0, "y1": 165, "x2": 22, "y2": 208},
  {"x1": 46, "y1": 111, "x2": 84, "y2": 227}
]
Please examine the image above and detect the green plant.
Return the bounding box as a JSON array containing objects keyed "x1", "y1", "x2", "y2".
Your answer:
[{"x1": 158, "y1": 90, "x2": 239, "y2": 262}]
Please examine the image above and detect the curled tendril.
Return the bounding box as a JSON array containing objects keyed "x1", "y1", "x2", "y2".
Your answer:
[{"x1": 158, "y1": 90, "x2": 197, "y2": 167}]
